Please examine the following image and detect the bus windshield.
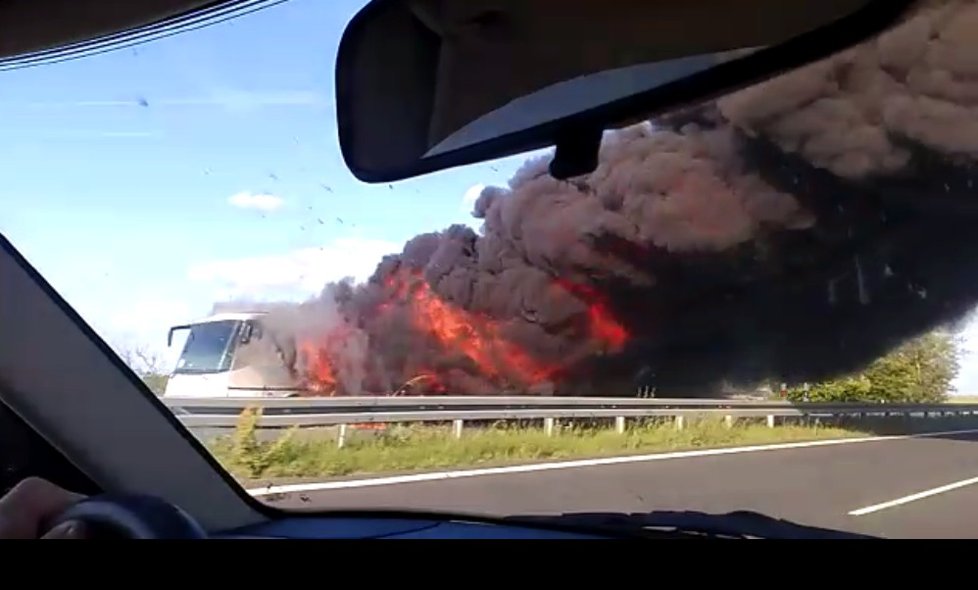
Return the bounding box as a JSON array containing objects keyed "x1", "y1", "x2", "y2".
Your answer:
[{"x1": 173, "y1": 320, "x2": 240, "y2": 374}]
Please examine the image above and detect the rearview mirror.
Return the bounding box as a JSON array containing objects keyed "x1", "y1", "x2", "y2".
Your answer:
[{"x1": 336, "y1": 0, "x2": 914, "y2": 182}]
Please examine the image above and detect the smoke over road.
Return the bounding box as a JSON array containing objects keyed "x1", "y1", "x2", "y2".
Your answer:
[{"x1": 243, "y1": 0, "x2": 978, "y2": 397}]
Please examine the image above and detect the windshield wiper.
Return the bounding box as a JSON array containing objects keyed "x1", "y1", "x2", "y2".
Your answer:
[{"x1": 505, "y1": 510, "x2": 878, "y2": 539}]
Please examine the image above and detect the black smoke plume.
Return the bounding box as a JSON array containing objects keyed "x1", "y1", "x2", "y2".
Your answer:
[{"x1": 239, "y1": 0, "x2": 978, "y2": 397}]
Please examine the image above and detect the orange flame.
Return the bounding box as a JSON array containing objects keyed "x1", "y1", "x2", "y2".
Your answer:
[
  {"x1": 388, "y1": 272, "x2": 558, "y2": 385},
  {"x1": 300, "y1": 271, "x2": 629, "y2": 395},
  {"x1": 299, "y1": 339, "x2": 337, "y2": 394},
  {"x1": 554, "y1": 278, "x2": 628, "y2": 351}
]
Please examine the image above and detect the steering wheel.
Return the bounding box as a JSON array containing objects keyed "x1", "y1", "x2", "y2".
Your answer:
[{"x1": 47, "y1": 493, "x2": 208, "y2": 539}]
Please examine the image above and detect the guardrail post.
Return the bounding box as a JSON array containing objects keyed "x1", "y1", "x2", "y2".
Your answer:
[
  {"x1": 452, "y1": 419, "x2": 464, "y2": 439},
  {"x1": 675, "y1": 415, "x2": 685, "y2": 431},
  {"x1": 766, "y1": 415, "x2": 775, "y2": 428},
  {"x1": 615, "y1": 416, "x2": 626, "y2": 434},
  {"x1": 544, "y1": 417, "x2": 555, "y2": 436},
  {"x1": 337, "y1": 423, "x2": 348, "y2": 449}
]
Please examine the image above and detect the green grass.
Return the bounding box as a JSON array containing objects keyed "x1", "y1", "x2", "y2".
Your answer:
[
  {"x1": 947, "y1": 395, "x2": 978, "y2": 404},
  {"x1": 207, "y1": 409, "x2": 866, "y2": 485}
]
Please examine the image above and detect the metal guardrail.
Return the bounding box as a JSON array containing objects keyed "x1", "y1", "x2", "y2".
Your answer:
[
  {"x1": 165, "y1": 396, "x2": 789, "y2": 410},
  {"x1": 164, "y1": 397, "x2": 978, "y2": 445}
]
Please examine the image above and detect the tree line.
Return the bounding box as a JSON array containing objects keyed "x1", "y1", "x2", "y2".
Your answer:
[
  {"x1": 783, "y1": 331, "x2": 961, "y2": 403},
  {"x1": 116, "y1": 345, "x2": 169, "y2": 396}
]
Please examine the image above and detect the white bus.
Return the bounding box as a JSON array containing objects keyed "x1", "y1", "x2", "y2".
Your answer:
[{"x1": 162, "y1": 311, "x2": 304, "y2": 398}]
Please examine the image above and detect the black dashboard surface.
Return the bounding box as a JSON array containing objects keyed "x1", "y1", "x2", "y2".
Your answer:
[
  {"x1": 222, "y1": 510, "x2": 880, "y2": 539},
  {"x1": 224, "y1": 516, "x2": 607, "y2": 539}
]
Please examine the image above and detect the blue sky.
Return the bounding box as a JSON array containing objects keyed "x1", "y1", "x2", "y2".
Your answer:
[
  {"x1": 1, "y1": 0, "x2": 977, "y2": 392},
  {"x1": 0, "y1": 0, "x2": 531, "y2": 366}
]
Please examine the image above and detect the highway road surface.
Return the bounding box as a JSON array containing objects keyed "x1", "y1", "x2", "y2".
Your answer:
[{"x1": 258, "y1": 429, "x2": 978, "y2": 538}]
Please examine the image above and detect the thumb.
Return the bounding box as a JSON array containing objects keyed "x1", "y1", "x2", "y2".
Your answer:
[{"x1": 41, "y1": 520, "x2": 86, "y2": 539}]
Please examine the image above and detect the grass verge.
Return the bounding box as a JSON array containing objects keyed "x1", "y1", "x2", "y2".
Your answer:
[
  {"x1": 947, "y1": 395, "x2": 978, "y2": 404},
  {"x1": 207, "y1": 408, "x2": 866, "y2": 484}
]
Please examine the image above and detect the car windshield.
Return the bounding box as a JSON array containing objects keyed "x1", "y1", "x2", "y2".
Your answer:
[
  {"x1": 174, "y1": 321, "x2": 239, "y2": 374},
  {"x1": 6, "y1": 0, "x2": 978, "y2": 538}
]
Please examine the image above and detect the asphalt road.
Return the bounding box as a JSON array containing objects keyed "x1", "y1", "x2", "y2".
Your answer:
[{"x1": 264, "y1": 430, "x2": 978, "y2": 538}]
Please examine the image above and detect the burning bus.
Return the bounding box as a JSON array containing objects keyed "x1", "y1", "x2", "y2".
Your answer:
[
  {"x1": 162, "y1": 311, "x2": 306, "y2": 398},
  {"x1": 160, "y1": 272, "x2": 633, "y2": 399}
]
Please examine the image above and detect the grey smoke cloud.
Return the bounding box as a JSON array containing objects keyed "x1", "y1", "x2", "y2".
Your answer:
[{"x1": 719, "y1": 0, "x2": 978, "y2": 178}]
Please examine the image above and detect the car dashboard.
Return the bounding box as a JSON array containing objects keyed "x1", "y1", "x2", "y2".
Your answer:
[
  {"x1": 219, "y1": 516, "x2": 609, "y2": 539},
  {"x1": 215, "y1": 509, "x2": 881, "y2": 539}
]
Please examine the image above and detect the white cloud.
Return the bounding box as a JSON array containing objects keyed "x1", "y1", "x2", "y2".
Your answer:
[
  {"x1": 106, "y1": 297, "x2": 193, "y2": 334},
  {"x1": 100, "y1": 297, "x2": 197, "y2": 372},
  {"x1": 186, "y1": 237, "x2": 400, "y2": 301},
  {"x1": 460, "y1": 183, "x2": 485, "y2": 214},
  {"x1": 228, "y1": 191, "x2": 284, "y2": 212}
]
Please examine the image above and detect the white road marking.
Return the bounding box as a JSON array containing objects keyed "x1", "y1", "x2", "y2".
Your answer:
[
  {"x1": 849, "y1": 475, "x2": 978, "y2": 516},
  {"x1": 246, "y1": 428, "x2": 978, "y2": 497}
]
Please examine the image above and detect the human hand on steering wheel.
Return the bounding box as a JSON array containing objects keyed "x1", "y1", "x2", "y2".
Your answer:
[
  {"x1": 0, "y1": 477, "x2": 87, "y2": 539},
  {"x1": 2, "y1": 476, "x2": 207, "y2": 539}
]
